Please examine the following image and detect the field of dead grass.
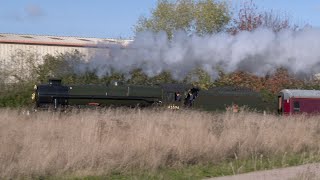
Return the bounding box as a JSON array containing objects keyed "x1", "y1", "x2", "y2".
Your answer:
[{"x1": 0, "y1": 108, "x2": 319, "y2": 179}]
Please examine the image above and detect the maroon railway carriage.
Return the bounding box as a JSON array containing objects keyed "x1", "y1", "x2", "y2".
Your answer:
[{"x1": 278, "y1": 89, "x2": 320, "y2": 115}]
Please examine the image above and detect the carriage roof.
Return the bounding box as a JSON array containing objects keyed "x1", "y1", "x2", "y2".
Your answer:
[{"x1": 280, "y1": 89, "x2": 320, "y2": 99}]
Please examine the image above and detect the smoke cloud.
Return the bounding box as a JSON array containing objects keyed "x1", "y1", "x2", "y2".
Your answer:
[
  {"x1": 84, "y1": 27, "x2": 320, "y2": 80},
  {"x1": 2, "y1": 4, "x2": 45, "y2": 22},
  {"x1": 25, "y1": 4, "x2": 45, "y2": 17}
]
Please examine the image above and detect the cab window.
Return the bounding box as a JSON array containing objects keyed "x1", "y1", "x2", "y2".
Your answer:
[{"x1": 174, "y1": 92, "x2": 182, "y2": 102}]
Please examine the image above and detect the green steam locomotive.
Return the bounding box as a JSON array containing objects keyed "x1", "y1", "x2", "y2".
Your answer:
[{"x1": 32, "y1": 79, "x2": 271, "y2": 112}]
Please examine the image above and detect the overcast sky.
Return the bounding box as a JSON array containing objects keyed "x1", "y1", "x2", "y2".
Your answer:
[{"x1": 0, "y1": 0, "x2": 319, "y2": 38}]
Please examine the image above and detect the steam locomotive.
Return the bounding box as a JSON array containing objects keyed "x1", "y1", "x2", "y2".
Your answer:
[{"x1": 32, "y1": 79, "x2": 271, "y2": 112}]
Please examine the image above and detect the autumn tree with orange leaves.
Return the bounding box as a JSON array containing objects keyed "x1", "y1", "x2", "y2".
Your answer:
[
  {"x1": 263, "y1": 68, "x2": 304, "y2": 94},
  {"x1": 228, "y1": 0, "x2": 298, "y2": 34},
  {"x1": 215, "y1": 71, "x2": 264, "y2": 91},
  {"x1": 215, "y1": 68, "x2": 305, "y2": 93}
]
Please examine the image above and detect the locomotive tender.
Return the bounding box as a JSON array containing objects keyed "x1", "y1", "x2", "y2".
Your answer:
[{"x1": 32, "y1": 79, "x2": 270, "y2": 111}]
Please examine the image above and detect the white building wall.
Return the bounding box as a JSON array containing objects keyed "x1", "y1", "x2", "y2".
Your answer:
[
  {"x1": 0, "y1": 33, "x2": 131, "y2": 84},
  {"x1": 0, "y1": 43, "x2": 110, "y2": 83},
  {"x1": 0, "y1": 43, "x2": 94, "y2": 64}
]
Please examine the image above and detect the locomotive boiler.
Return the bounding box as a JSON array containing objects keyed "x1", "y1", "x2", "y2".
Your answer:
[
  {"x1": 32, "y1": 79, "x2": 165, "y2": 109},
  {"x1": 32, "y1": 79, "x2": 270, "y2": 112}
]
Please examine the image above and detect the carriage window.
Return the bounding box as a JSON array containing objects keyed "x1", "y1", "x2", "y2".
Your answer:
[{"x1": 294, "y1": 101, "x2": 300, "y2": 112}]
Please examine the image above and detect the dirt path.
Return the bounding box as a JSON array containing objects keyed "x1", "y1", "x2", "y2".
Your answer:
[{"x1": 207, "y1": 163, "x2": 320, "y2": 180}]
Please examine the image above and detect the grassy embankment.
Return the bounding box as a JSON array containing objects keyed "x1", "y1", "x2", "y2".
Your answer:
[{"x1": 0, "y1": 108, "x2": 319, "y2": 179}]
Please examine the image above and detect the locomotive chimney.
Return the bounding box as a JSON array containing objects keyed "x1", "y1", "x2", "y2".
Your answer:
[{"x1": 48, "y1": 78, "x2": 62, "y2": 86}]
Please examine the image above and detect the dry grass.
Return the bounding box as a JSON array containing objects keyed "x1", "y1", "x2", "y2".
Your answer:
[{"x1": 0, "y1": 108, "x2": 319, "y2": 178}]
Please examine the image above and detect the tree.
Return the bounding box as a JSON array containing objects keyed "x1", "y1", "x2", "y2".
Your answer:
[
  {"x1": 194, "y1": 0, "x2": 230, "y2": 35},
  {"x1": 149, "y1": 71, "x2": 176, "y2": 85},
  {"x1": 228, "y1": 0, "x2": 298, "y2": 34},
  {"x1": 36, "y1": 50, "x2": 85, "y2": 84},
  {"x1": 135, "y1": 0, "x2": 230, "y2": 38},
  {"x1": 127, "y1": 69, "x2": 150, "y2": 85},
  {"x1": 0, "y1": 61, "x2": 8, "y2": 87},
  {"x1": 215, "y1": 71, "x2": 264, "y2": 91},
  {"x1": 5, "y1": 50, "x2": 40, "y2": 84},
  {"x1": 101, "y1": 71, "x2": 126, "y2": 85},
  {"x1": 0, "y1": 50, "x2": 41, "y2": 107},
  {"x1": 184, "y1": 68, "x2": 214, "y2": 89},
  {"x1": 263, "y1": 68, "x2": 303, "y2": 94}
]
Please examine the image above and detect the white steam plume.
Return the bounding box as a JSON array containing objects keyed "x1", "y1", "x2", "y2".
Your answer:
[{"x1": 84, "y1": 27, "x2": 320, "y2": 79}]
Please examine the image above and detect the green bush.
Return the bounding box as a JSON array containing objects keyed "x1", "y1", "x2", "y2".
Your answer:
[{"x1": 0, "y1": 84, "x2": 34, "y2": 107}]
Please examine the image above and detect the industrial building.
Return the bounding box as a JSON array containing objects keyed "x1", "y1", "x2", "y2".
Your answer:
[
  {"x1": 0, "y1": 33, "x2": 131, "y2": 62},
  {"x1": 0, "y1": 33, "x2": 132, "y2": 83}
]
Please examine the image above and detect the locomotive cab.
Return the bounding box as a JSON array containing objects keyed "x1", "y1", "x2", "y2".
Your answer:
[{"x1": 160, "y1": 84, "x2": 199, "y2": 109}]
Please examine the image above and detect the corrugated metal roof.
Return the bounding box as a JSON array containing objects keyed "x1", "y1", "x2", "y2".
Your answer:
[
  {"x1": 0, "y1": 33, "x2": 132, "y2": 47},
  {"x1": 280, "y1": 89, "x2": 320, "y2": 99}
]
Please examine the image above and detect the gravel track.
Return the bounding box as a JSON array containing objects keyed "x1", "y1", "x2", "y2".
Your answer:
[{"x1": 207, "y1": 163, "x2": 320, "y2": 180}]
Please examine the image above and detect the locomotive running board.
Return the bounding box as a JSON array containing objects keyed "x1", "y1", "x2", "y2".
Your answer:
[{"x1": 39, "y1": 94, "x2": 161, "y2": 103}]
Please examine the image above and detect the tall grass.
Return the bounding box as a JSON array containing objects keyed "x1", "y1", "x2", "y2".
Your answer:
[{"x1": 0, "y1": 108, "x2": 319, "y2": 178}]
